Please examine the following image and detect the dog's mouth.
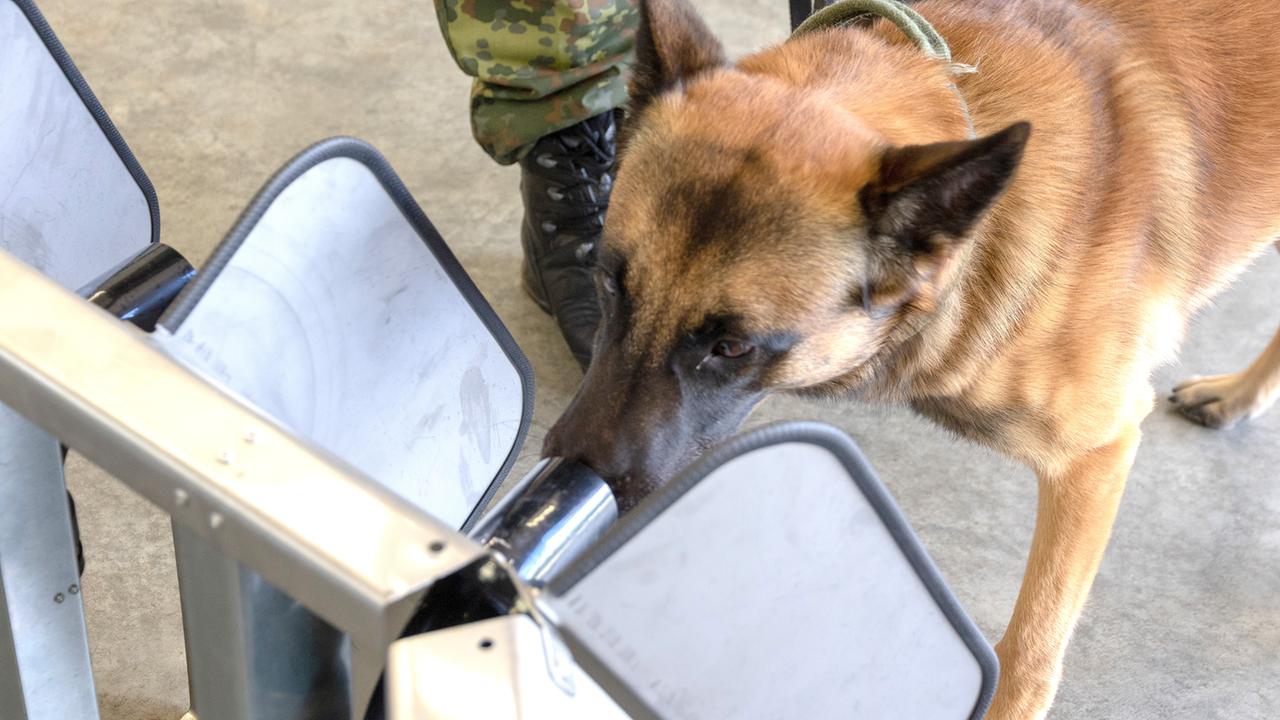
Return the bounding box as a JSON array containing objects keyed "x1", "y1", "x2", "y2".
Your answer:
[{"x1": 572, "y1": 433, "x2": 736, "y2": 513}]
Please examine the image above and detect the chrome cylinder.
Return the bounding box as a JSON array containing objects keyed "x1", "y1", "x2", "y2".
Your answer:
[
  {"x1": 81, "y1": 243, "x2": 194, "y2": 331},
  {"x1": 469, "y1": 459, "x2": 617, "y2": 587}
]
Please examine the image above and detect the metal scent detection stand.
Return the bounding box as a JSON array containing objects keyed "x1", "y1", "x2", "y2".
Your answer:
[
  {"x1": 0, "y1": 252, "x2": 998, "y2": 719},
  {"x1": 1, "y1": 1, "x2": 997, "y2": 718}
]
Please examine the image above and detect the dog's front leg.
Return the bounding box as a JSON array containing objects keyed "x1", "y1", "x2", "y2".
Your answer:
[{"x1": 987, "y1": 427, "x2": 1141, "y2": 719}]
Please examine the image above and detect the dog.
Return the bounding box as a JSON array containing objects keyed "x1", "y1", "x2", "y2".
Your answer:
[{"x1": 542, "y1": 0, "x2": 1280, "y2": 716}]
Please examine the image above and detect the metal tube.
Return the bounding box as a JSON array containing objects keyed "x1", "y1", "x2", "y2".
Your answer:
[
  {"x1": 469, "y1": 459, "x2": 617, "y2": 587},
  {"x1": 80, "y1": 243, "x2": 194, "y2": 331}
]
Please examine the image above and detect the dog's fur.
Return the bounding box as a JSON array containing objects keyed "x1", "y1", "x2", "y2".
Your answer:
[{"x1": 544, "y1": 0, "x2": 1280, "y2": 716}]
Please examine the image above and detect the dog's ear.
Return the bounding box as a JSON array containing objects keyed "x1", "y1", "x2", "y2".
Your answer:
[
  {"x1": 860, "y1": 122, "x2": 1031, "y2": 255},
  {"x1": 630, "y1": 0, "x2": 727, "y2": 118}
]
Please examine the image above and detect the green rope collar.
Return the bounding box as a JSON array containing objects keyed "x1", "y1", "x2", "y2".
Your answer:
[{"x1": 792, "y1": 0, "x2": 977, "y2": 138}]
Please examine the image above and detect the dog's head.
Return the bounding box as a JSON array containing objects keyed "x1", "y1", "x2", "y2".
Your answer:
[{"x1": 545, "y1": 0, "x2": 1029, "y2": 508}]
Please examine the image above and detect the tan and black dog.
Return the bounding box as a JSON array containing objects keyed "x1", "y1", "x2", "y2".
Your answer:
[{"x1": 543, "y1": 0, "x2": 1280, "y2": 716}]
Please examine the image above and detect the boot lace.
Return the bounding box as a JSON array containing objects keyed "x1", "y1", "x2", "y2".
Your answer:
[{"x1": 532, "y1": 115, "x2": 616, "y2": 265}]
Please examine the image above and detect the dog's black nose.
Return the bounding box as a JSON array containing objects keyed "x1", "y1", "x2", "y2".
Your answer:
[{"x1": 543, "y1": 422, "x2": 631, "y2": 483}]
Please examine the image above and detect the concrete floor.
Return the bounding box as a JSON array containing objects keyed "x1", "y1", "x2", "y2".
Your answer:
[{"x1": 30, "y1": 0, "x2": 1279, "y2": 717}]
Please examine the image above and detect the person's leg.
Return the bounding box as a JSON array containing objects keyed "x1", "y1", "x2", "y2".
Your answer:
[
  {"x1": 435, "y1": 0, "x2": 636, "y2": 164},
  {"x1": 435, "y1": 0, "x2": 639, "y2": 367}
]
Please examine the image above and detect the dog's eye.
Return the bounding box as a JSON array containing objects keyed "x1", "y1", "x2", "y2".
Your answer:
[{"x1": 712, "y1": 339, "x2": 753, "y2": 359}]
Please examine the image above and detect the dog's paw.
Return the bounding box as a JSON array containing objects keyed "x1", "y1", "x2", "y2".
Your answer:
[{"x1": 1168, "y1": 373, "x2": 1271, "y2": 429}]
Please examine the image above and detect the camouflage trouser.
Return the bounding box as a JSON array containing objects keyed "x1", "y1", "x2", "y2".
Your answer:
[{"x1": 433, "y1": 0, "x2": 639, "y2": 165}]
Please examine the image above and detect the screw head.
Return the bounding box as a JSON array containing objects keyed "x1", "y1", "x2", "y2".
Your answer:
[
  {"x1": 53, "y1": 593, "x2": 65, "y2": 603},
  {"x1": 427, "y1": 540, "x2": 446, "y2": 554},
  {"x1": 216, "y1": 449, "x2": 234, "y2": 465},
  {"x1": 68, "y1": 584, "x2": 79, "y2": 595}
]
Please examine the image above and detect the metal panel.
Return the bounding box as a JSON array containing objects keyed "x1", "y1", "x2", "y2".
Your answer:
[
  {"x1": 0, "y1": 0, "x2": 157, "y2": 291},
  {"x1": 0, "y1": 406, "x2": 97, "y2": 720},
  {"x1": 386, "y1": 614, "x2": 629, "y2": 720},
  {"x1": 0, "y1": 248, "x2": 487, "y2": 717},
  {"x1": 160, "y1": 138, "x2": 532, "y2": 530},
  {"x1": 549, "y1": 422, "x2": 997, "y2": 720}
]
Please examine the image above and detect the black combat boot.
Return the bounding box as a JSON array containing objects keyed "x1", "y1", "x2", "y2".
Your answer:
[{"x1": 518, "y1": 111, "x2": 617, "y2": 369}]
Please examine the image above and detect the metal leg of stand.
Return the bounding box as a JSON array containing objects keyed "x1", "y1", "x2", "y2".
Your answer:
[
  {"x1": 0, "y1": 407, "x2": 99, "y2": 720},
  {"x1": 173, "y1": 524, "x2": 353, "y2": 720},
  {"x1": 0, "y1": 574, "x2": 29, "y2": 720}
]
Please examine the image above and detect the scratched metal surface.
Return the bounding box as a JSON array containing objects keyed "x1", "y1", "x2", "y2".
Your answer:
[
  {"x1": 156, "y1": 157, "x2": 524, "y2": 529},
  {"x1": 0, "y1": 0, "x2": 151, "y2": 291},
  {"x1": 557, "y1": 441, "x2": 986, "y2": 720}
]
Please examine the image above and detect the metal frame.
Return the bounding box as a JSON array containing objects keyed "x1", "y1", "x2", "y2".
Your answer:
[
  {"x1": 0, "y1": 578, "x2": 24, "y2": 714},
  {"x1": 0, "y1": 250, "x2": 489, "y2": 717},
  {"x1": 0, "y1": 407, "x2": 98, "y2": 720},
  {"x1": 171, "y1": 524, "x2": 358, "y2": 720}
]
